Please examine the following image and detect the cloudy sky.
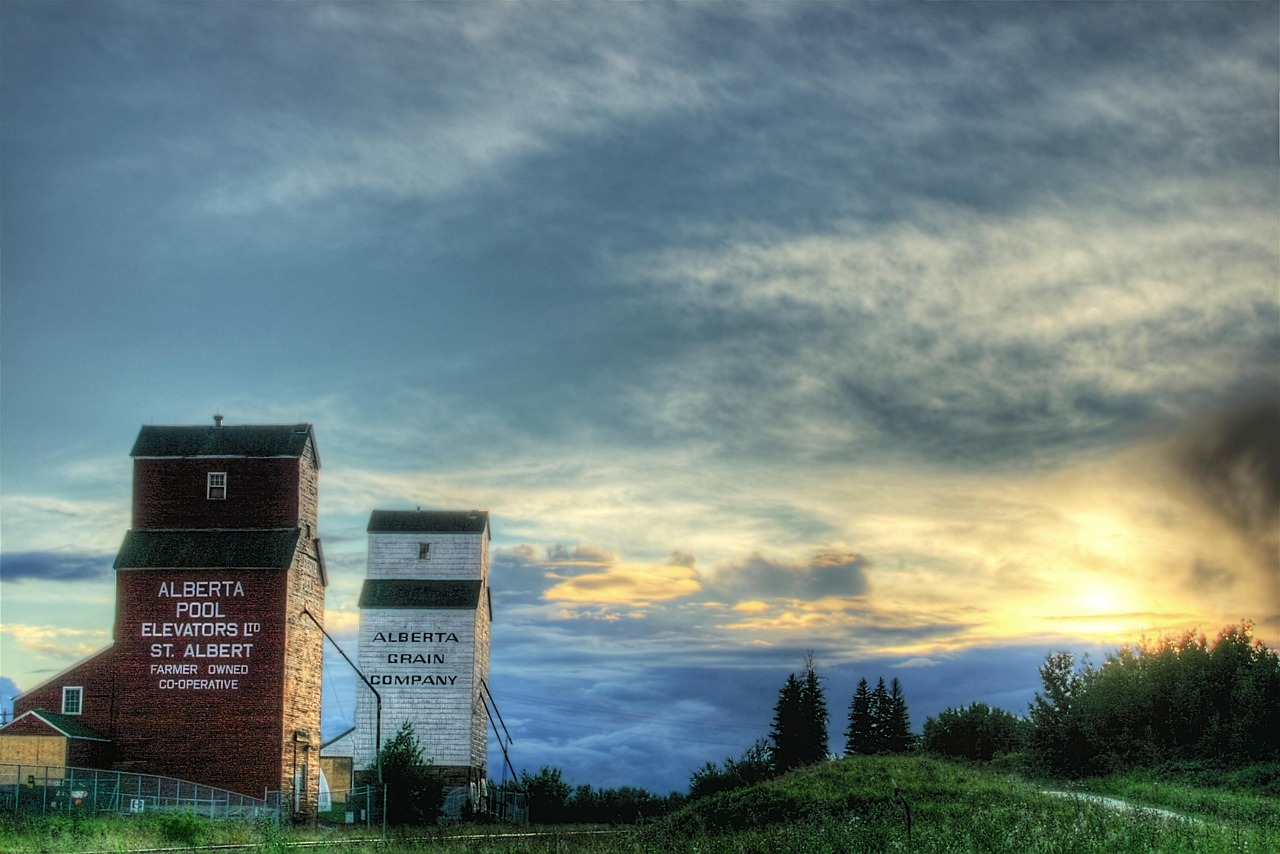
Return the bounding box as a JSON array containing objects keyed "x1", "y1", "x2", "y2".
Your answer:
[{"x1": 2, "y1": 2, "x2": 1277, "y2": 794}]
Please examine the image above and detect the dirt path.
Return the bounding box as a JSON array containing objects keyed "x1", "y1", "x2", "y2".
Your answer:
[{"x1": 1040, "y1": 789, "x2": 1194, "y2": 822}]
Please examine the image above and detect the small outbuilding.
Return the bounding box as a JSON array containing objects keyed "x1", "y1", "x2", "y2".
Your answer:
[{"x1": 0, "y1": 710, "x2": 112, "y2": 781}]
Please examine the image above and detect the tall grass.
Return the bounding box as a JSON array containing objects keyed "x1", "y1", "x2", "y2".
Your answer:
[{"x1": 638, "y1": 754, "x2": 1280, "y2": 853}]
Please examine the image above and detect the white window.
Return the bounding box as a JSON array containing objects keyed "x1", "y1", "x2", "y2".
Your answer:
[
  {"x1": 418, "y1": 543, "x2": 431, "y2": 560},
  {"x1": 62, "y1": 686, "x2": 83, "y2": 715},
  {"x1": 207, "y1": 472, "x2": 227, "y2": 500}
]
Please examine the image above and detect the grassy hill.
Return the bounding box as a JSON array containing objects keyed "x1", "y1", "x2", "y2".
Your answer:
[{"x1": 636, "y1": 754, "x2": 1280, "y2": 853}]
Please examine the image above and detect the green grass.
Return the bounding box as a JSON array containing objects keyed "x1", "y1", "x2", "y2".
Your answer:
[
  {"x1": 1069, "y1": 762, "x2": 1280, "y2": 829},
  {"x1": 1, "y1": 758, "x2": 1277, "y2": 852},
  {"x1": 637, "y1": 754, "x2": 1280, "y2": 853}
]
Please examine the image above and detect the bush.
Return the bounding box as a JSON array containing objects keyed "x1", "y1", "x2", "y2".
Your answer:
[
  {"x1": 922, "y1": 702, "x2": 1027, "y2": 762},
  {"x1": 155, "y1": 810, "x2": 209, "y2": 846}
]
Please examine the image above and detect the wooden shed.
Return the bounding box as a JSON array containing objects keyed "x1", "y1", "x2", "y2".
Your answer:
[{"x1": 0, "y1": 710, "x2": 112, "y2": 781}]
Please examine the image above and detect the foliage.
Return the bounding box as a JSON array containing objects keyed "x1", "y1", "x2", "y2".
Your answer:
[
  {"x1": 518, "y1": 765, "x2": 573, "y2": 825},
  {"x1": 379, "y1": 721, "x2": 445, "y2": 826},
  {"x1": 844, "y1": 676, "x2": 874, "y2": 755},
  {"x1": 516, "y1": 765, "x2": 679, "y2": 824},
  {"x1": 1027, "y1": 622, "x2": 1280, "y2": 778},
  {"x1": 846, "y1": 675, "x2": 913, "y2": 754},
  {"x1": 155, "y1": 809, "x2": 209, "y2": 845},
  {"x1": 923, "y1": 701, "x2": 1029, "y2": 762},
  {"x1": 565, "y1": 783, "x2": 680, "y2": 824},
  {"x1": 769, "y1": 655, "x2": 829, "y2": 772},
  {"x1": 688, "y1": 739, "x2": 776, "y2": 801},
  {"x1": 883, "y1": 677, "x2": 913, "y2": 753}
]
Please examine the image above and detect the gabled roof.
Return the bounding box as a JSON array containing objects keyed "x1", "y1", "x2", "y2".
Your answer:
[
  {"x1": 359, "y1": 579, "x2": 483, "y2": 609},
  {"x1": 0, "y1": 710, "x2": 111, "y2": 742},
  {"x1": 367, "y1": 509, "x2": 489, "y2": 534},
  {"x1": 11, "y1": 644, "x2": 115, "y2": 702},
  {"x1": 131, "y1": 423, "x2": 318, "y2": 466},
  {"x1": 115, "y1": 529, "x2": 301, "y2": 569}
]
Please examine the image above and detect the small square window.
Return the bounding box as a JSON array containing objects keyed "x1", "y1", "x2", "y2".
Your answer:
[
  {"x1": 62, "y1": 686, "x2": 83, "y2": 715},
  {"x1": 207, "y1": 472, "x2": 227, "y2": 500},
  {"x1": 418, "y1": 543, "x2": 431, "y2": 560}
]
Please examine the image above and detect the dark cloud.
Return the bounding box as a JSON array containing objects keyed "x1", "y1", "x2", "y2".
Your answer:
[
  {"x1": 1176, "y1": 398, "x2": 1280, "y2": 583},
  {"x1": 707, "y1": 551, "x2": 867, "y2": 601},
  {"x1": 0, "y1": 552, "x2": 114, "y2": 583}
]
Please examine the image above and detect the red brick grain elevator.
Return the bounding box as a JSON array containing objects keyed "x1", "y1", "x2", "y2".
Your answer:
[{"x1": 5, "y1": 419, "x2": 327, "y2": 816}]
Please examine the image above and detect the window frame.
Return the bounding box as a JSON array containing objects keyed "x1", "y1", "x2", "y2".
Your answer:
[
  {"x1": 62, "y1": 686, "x2": 83, "y2": 715},
  {"x1": 418, "y1": 543, "x2": 431, "y2": 560},
  {"x1": 207, "y1": 472, "x2": 227, "y2": 500}
]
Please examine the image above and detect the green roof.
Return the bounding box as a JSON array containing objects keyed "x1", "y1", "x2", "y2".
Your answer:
[
  {"x1": 12, "y1": 710, "x2": 111, "y2": 741},
  {"x1": 359, "y1": 579, "x2": 482, "y2": 609},
  {"x1": 114, "y1": 529, "x2": 301, "y2": 569},
  {"x1": 367, "y1": 510, "x2": 489, "y2": 534},
  {"x1": 131, "y1": 423, "x2": 316, "y2": 462}
]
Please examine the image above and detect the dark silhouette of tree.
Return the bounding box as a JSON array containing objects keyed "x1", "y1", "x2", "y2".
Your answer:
[
  {"x1": 800, "y1": 656, "x2": 830, "y2": 762},
  {"x1": 769, "y1": 672, "x2": 805, "y2": 772},
  {"x1": 378, "y1": 721, "x2": 444, "y2": 826},
  {"x1": 519, "y1": 765, "x2": 572, "y2": 824},
  {"x1": 845, "y1": 677, "x2": 873, "y2": 755},
  {"x1": 922, "y1": 702, "x2": 1027, "y2": 761},
  {"x1": 884, "y1": 677, "x2": 913, "y2": 753},
  {"x1": 869, "y1": 677, "x2": 890, "y2": 753},
  {"x1": 689, "y1": 739, "x2": 775, "y2": 800},
  {"x1": 1030, "y1": 622, "x2": 1280, "y2": 777},
  {"x1": 770, "y1": 656, "x2": 829, "y2": 772}
]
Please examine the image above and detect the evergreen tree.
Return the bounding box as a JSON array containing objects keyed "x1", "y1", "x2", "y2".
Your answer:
[
  {"x1": 768, "y1": 672, "x2": 805, "y2": 772},
  {"x1": 378, "y1": 721, "x2": 444, "y2": 826},
  {"x1": 884, "y1": 677, "x2": 913, "y2": 752},
  {"x1": 770, "y1": 657, "x2": 830, "y2": 771},
  {"x1": 869, "y1": 677, "x2": 889, "y2": 753},
  {"x1": 799, "y1": 655, "x2": 830, "y2": 763},
  {"x1": 845, "y1": 677, "x2": 873, "y2": 755}
]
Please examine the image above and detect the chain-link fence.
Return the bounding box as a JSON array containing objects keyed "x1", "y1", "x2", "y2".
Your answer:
[
  {"x1": 0, "y1": 764, "x2": 281, "y2": 822},
  {"x1": 315, "y1": 784, "x2": 379, "y2": 829}
]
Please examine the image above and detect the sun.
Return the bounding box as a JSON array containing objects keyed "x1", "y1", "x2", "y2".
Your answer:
[{"x1": 1079, "y1": 582, "x2": 1122, "y2": 615}]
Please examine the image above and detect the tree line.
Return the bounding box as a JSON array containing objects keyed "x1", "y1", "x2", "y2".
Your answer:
[
  {"x1": 377, "y1": 620, "x2": 1277, "y2": 823},
  {"x1": 690, "y1": 655, "x2": 915, "y2": 799}
]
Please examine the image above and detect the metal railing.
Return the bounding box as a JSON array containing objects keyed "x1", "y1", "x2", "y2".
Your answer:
[{"x1": 0, "y1": 764, "x2": 281, "y2": 822}]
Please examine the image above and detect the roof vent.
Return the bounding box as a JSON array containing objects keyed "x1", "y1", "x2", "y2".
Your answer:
[{"x1": 213, "y1": 414, "x2": 224, "y2": 428}]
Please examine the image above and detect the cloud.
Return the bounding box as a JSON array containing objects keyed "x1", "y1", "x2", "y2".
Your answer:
[
  {"x1": 706, "y1": 551, "x2": 868, "y2": 602},
  {"x1": 0, "y1": 624, "x2": 110, "y2": 660},
  {"x1": 629, "y1": 204, "x2": 1277, "y2": 467},
  {"x1": 1174, "y1": 398, "x2": 1280, "y2": 575},
  {"x1": 0, "y1": 551, "x2": 114, "y2": 583}
]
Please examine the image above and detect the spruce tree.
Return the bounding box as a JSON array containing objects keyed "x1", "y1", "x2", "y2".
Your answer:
[
  {"x1": 845, "y1": 677, "x2": 873, "y2": 755},
  {"x1": 770, "y1": 657, "x2": 830, "y2": 772},
  {"x1": 870, "y1": 677, "x2": 889, "y2": 753},
  {"x1": 885, "y1": 677, "x2": 913, "y2": 752},
  {"x1": 799, "y1": 656, "x2": 829, "y2": 764},
  {"x1": 769, "y1": 672, "x2": 805, "y2": 772}
]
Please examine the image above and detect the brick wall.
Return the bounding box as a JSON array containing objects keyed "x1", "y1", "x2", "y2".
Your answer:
[
  {"x1": 12, "y1": 646, "x2": 117, "y2": 739},
  {"x1": 110, "y1": 568, "x2": 289, "y2": 797},
  {"x1": 132, "y1": 458, "x2": 302, "y2": 530},
  {"x1": 280, "y1": 548, "x2": 325, "y2": 816}
]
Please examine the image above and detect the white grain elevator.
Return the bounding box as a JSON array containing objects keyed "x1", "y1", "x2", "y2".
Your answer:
[{"x1": 354, "y1": 509, "x2": 491, "y2": 802}]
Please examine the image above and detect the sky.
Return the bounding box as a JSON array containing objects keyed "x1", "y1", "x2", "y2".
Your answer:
[{"x1": 1, "y1": 2, "x2": 1277, "y2": 795}]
